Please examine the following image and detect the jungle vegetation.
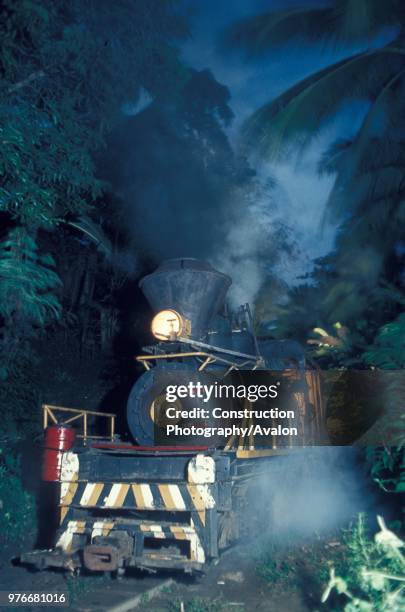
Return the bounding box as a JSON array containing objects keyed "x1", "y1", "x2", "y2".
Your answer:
[
  {"x1": 0, "y1": 2, "x2": 403, "y2": 604},
  {"x1": 0, "y1": 0, "x2": 191, "y2": 543}
]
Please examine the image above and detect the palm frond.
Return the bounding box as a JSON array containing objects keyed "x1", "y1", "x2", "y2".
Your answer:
[
  {"x1": 334, "y1": 0, "x2": 404, "y2": 43},
  {"x1": 242, "y1": 47, "x2": 405, "y2": 158},
  {"x1": 225, "y1": 1, "x2": 403, "y2": 56},
  {"x1": 318, "y1": 138, "x2": 353, "y2": 175},
  {"x1": 66, "y1": 215, "x2": 113, "y2": 259},
  {"x1": 325, "y1": 68, "x2": 405, "y2": 218},
  {"x1": 225, "y1": 7, "x2": 333, "y2": 55}
]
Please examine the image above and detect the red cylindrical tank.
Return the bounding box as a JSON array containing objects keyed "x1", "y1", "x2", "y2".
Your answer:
[{"x1": 42, "y1": 426, "x2": 76, "y2": 482}]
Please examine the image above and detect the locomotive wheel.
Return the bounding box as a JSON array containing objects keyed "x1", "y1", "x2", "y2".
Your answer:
[{"x1": 126, "y1": 365, "x2": 225, "y2": 446}]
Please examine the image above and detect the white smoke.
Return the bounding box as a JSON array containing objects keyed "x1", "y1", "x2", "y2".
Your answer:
[
  {"x1": 212, "y1": 178, "x2": 287, "y2": 308},
  {"x1": 254, "y1": 447, "x2": 372, "y2": 539},
  {"x1": 268, "y1": 146, "x2": 338, "y2": 285},
  {"x1": 212, "y1": 150, "x2": 337, "y2": 310}
]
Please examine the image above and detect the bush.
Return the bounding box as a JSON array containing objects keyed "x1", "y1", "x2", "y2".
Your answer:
[
  {"x1": 322, "y1": 514, "x2": 405, "y2": 611},
  {"x1": 0, "y1": 450, "x2": 36, "y2": 545}
]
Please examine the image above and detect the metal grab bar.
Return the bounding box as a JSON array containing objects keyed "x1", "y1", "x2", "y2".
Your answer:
[{"x1": 42, "y1": 404, "x2": 116, "y2": 441}]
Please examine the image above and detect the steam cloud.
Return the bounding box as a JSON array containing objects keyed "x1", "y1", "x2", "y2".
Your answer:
[
  {"x1": 212, "y1": 178, "x2": 296, "y2": 308},
  {"x1": 108, "y1": 118, "x2": 335, "y2": 311},
  {"x1": 213, "y1": 154, "x2": 338, "y2": 309},
  {"x1": 254, "y1": 447, "x2": 372, "y2": 539}
]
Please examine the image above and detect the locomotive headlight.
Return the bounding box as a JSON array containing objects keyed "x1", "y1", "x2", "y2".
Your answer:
[{"x1": 151, "y1": 309, "x2": 189, "y2": 341}]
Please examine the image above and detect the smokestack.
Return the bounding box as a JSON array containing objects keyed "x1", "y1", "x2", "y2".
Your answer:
[{"x1": 139, "y1": 258, "x2": 231, "y2": 339}]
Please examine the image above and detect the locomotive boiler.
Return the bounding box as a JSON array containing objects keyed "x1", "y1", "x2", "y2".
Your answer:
[{"x1": 22, "y1": 259, "x2": 325, "y2": 575}]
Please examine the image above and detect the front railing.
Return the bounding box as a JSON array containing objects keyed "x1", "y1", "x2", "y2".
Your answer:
[{"x1": 42, "y1": 404, "x2": 116, "y2": 441}]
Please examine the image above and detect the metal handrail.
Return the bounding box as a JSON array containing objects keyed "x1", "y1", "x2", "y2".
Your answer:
[
  {"x1": 42, "y1": 404, "x2": 116, "y2": 441},
  {"x1": 136, "y1": 350, "x2": 258, "y2": 374}
]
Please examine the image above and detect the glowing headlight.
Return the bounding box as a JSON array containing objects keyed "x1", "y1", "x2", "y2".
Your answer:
[{"x1": 151, "y1": 309, "x2": 184, "y2": 341}]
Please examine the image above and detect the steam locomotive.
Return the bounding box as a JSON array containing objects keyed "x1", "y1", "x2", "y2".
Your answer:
[
  {"x1": 127, "y1": 259, "x2": 308, "y2": 446},
  {"x1": 22, "y1": 259, "x2": 325, "y2": 575}
]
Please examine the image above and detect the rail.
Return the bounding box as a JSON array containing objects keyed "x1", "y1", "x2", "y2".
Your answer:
[
  {"x1": 42, "y1": 404, "x2": 116, "y2": 441},
  {"x1": 136, "y1": 350, "x2": 260, "y2": 374}
]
